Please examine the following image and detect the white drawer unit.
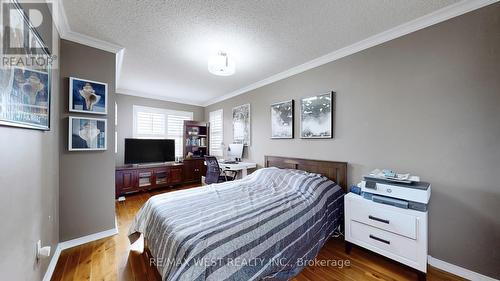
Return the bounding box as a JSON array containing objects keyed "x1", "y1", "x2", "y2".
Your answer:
[
  {"x1": 344, "y1": 193, "x2": 428, "y2": 278},
  {"x1": 349, "y1": 197, "x2": 418, "y2": 239}
]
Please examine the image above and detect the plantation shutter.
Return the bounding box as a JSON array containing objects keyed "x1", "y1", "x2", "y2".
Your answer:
[
  {"x1": 209, "y1": 109, "x2": 223, "y2": 157},
  {"x1": 133, "y1": 106, "x2": 193, "y2": 157},
  {"x1": 136, "y1": 111, "x2": 165, "y2": 137},
  {"x1": 167, "y1": 114, "x2": 192, "y2": 157}
]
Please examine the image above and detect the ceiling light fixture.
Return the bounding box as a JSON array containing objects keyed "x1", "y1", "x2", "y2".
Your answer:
[{"x1": 208, "y1": 51, "x2": 235, "y2": 76}]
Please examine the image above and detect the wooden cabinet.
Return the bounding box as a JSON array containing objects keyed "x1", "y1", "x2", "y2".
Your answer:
[
  {"x1": 137, "y1": 169, "x2": 154, "y2": 190},
  {"x1": 182, "y1": 158, "x2": 205, "y2": 183},
  {"x1": 154, "y1": 168, "x2": 169, "y2": 187},
  {"x1": 115, "y1": 160, "x2": 206, "y2": 198},
  {"x1": 116, "y1": 164, "x2": 180, "y2": 197},
  {"x1": 115, "y1": 170, "x2": 139, "y2": 195},
  {"x1": 184, "y1": 121, "x2": 209, "y2": 159},
  {"x1": 169, "y1": 167, "x2": 183, "y2": 184},
  {"x1": 198, "y1": 159, "x2": 207, "y2": 179},
  {"x1": 182, "y1": 160, "x2": 195, "y2": 182}
]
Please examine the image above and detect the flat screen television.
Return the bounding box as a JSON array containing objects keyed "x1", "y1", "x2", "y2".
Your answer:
[{"x1": 124, "y1": 138, "x2": 175, "y2": 164}]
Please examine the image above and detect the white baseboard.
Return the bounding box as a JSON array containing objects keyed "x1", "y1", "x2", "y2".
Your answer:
[
  {"x1": 428, "y1": 256, "x2": 498, "y2": 281},
  {"x1": 57, "y1": 227, "x2": 118, "y2": 250},
  {"x1": 42, "y1": 225, "x2": 118, "y2": 281},
  {"x1": 42, "y1": 226, "x2": 496, "y2": 281},
  {"x1": 42, "y1": 244, "x2": 63, "y2": 281}
]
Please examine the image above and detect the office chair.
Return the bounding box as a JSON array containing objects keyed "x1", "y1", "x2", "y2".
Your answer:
[{"x1": 204, "y1": 156, "x2": 238, "y2": 184}]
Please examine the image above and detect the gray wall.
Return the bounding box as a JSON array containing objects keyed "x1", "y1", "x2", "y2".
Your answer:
[
  {"x1": 205, "y1": 3, "x2": 500, "y2": 279},
  {"x1": 115, "y1": 93, "x2": 204, "y2": 165},
  {"x1": 0, "y1": 6, "x2": 60, "y2": 281},
  {"x1": 59, "y1": 40, "x2": 116, "y2": 241},
  {"x1": 0, "y1": 73, "x2": 60, "y2": 281}
]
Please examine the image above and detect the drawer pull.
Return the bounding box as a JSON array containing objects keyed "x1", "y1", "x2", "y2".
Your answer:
[
  {"x1": 369, "y1": 234, "x2": 390, "y2": 245},
  {"x1": 369, "y1": 215, "x2": 390, "y2": 224}
]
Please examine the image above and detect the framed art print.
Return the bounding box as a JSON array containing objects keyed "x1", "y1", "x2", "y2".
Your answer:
[
  {"x1": 0, "y1": 67, "x2": 51, "y2": 130},
  {"x1": 232, "y1": 103, "x2": 251, "y2": 146},
  {"x1": 69, "y1": 77, "x2": 108, "y2": 114},
  {"x1": 271, "y1": 99, "x2": 294, "y2": 139},
  {"x1": 69, "y1": 116, "x2": 107, "y2": 151},
  {"x1": 0, "y1": 2, "x2": 52, "y2": 131},
  {"x1": 300, "y1": 92, "x2": 333, "y2": 139}
]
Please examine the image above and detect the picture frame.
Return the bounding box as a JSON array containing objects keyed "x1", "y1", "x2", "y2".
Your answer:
[
  {"x1": 68, "y1": 116, "x2": 107, "y2": 151},
  {"x1": 0, "y1": 2, "x2": 52, "y2": 131},
  {"x1": 232, "y1": 103, "x2": 251, "y2": 146},
  {"x1": 69, "y1": 77, "x2": 108, "y2": 115},
  {"x1": 300, "y1": 92, "x2": 334, "y2": 139},
  {"x1": 0, "y1": 67, "x2": 51, "y2": 130},
  {"x1": 270, "y1": 99, "x2": 294, "y2": 139}
]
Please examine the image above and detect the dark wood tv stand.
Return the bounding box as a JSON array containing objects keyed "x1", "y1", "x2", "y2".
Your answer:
[{"x1": 115, "y1": 158, "x2": 206, "y2": 198}]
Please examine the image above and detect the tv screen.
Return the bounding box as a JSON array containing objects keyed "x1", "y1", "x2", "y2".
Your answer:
[{"x1": 124, "y1": 138, "x2": 175, "y2": 164}]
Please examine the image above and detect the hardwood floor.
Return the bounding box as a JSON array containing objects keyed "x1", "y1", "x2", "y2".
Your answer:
[{"x1": 52, "y1": 185, "x2": 464, "y2": 281}]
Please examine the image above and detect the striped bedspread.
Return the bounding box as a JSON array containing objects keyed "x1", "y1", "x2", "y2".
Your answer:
[{"x1": 128, "y1": 167, "x2": 344, "y2": 281}]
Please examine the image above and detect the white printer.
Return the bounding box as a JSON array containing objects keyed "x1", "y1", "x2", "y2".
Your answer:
[
  {"x1": 346, "y1": 174, "x2": 431, "y2": 275},
  {"x1": 359, "y1": 174, "x2": 431, "y2": 212}
]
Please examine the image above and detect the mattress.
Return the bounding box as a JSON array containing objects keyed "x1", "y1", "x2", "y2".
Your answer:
[{"x1": 128, "y1": 167, "x2": 344, "y2": 281}]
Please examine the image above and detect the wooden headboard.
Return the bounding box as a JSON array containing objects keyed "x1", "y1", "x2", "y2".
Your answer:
[{"x1": 264, "y1": 155, "x2": 348, "y2": 192}]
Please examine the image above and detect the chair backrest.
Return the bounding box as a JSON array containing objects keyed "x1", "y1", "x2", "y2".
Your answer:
[{"x1": 204, "y1": 156, "x2": 221, "y2": 184}]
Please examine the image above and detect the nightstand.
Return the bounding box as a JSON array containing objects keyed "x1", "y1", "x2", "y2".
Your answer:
[{"x1": 344, "y1": 193, "x2": 428, "y2": 280}]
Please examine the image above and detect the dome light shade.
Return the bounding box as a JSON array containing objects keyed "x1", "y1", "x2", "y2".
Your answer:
[{"x1": 208, "y1": 52, "x2": 235, "y2": 76}]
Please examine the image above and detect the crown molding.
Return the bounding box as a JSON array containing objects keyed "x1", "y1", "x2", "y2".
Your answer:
[
  {"x1": 50, "y1": 0, "x2": 123, "y2": 54},
  {"x1": 202, "y1": 0, "x2": 499, "y2": 106},
  {"x1": 116, "y1": 49, "x2": 126, "y2": 87},
  {"x1": 61, "y1": 30, "x2": 123, "y2": 54},
  {"x1": 48, "y1": 0, "x2": 498, "y2": 106},
  {"x1": 116, "y1": 88, "x2": 205, "y2": 107}
]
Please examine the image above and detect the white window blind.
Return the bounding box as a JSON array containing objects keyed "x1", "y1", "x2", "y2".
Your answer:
[
  {"x1": 133, "y1": 105, "x2": 193, "y2": 157},
  {"x1": 167, "y1": 114, "x2": 192, "y2": 157},
  {"x1": 209, "y1": 109, "x2": 223, "y2": 156},
  {"x1": 136, "y1": 111, "x2": 165, "y2": 136}
]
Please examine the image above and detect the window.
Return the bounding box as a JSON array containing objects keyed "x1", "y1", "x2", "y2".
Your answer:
[
  {"x1": 114, "y1": 102, "x2": 118, "y2": 154},
  {"x1": 167, "y1": 113, "x2": 192, "y2": 158},
  {"x1": 209, "y1": 109, "x2": 223, "y2": 157},
  {"x1": 135, "y1": 111, "x2": 165, "y2": 137},
  {"x1": 133, "y1": 105, "x2": 193, "y2": 157}
]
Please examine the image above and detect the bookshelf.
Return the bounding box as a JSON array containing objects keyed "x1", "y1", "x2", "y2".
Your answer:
[{"x1": 183, "y1": 120, "x2": 210, "y2": 158}]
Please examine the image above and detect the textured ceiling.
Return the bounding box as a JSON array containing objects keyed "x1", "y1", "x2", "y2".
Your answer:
[{"x1": 61, "y1": 0, "x2": 460, "y2": 105}]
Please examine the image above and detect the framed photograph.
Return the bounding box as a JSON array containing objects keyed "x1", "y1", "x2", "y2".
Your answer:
[
  {"x1": 69, "y1": 116, "x2": 107, "y2": 151},
  {"x1": 232, "y1": 103, "x2": 251, "y2": 146},
  {"x1": 271, "y1": 99, "x2": 294, "y2": 139},
  {"x1": 69, "y1": 77, "x2": 108, "y2": 114},
  {"x1": 300, "y1": 92, "x2": 333, "y2": 139}
]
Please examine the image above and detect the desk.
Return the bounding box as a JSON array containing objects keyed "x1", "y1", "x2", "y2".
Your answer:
[{"x1": 218, "y1": 161, "x2": 257, "y2": 178}]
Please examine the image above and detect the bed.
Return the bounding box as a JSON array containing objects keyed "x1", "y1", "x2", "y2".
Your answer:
[{"x1": 128, "y1": 156, "x2": 347, "y2": 281}]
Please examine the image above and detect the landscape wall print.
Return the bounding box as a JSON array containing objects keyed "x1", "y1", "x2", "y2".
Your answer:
[
  {"x1": 0, "y1": 67, "x2": 50, "y2": 130},
  {"x1": 69, "y1": 77, "x2": 108, "y2": 114},
  {"x1": 271, "y1": 100, "x2": 294, "y2": 139},
  {"x1": 300, "y1": 92, "x2": 333, "y2": 138},
  {"x1": 69, "y1": 116, "x2": 107, "y2": 151},
  {"x1": 232, "y1": 103, "x2": 251, "y2": 146}
]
